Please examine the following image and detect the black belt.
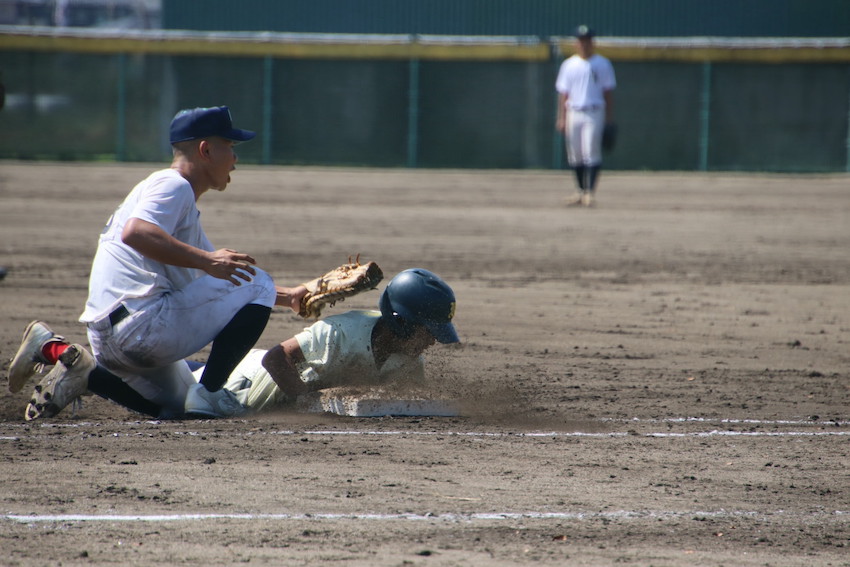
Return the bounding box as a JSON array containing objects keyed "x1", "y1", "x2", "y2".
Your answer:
[{"x1": 109, "y1": 304, "x2": 130, "y2": 327}]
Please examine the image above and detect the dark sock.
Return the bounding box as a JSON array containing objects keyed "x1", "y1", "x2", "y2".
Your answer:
[
  {"x1": 574, "y1": 166, "x2": 586, "y2": 190},
  {"x1": 87, "y1": 366, "x2": 161, "y2": 417},
  {"x1": 586, "y1": 166, "x2": 600, "y2": 192},
  {"x1": 200, "y1": 304, "x2": 271, "y2": 392}
]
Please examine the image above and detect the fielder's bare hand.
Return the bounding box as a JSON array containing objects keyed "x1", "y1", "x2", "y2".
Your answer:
[{"x1": 205, "y1": 248, "x2": 257, "y2": 285}]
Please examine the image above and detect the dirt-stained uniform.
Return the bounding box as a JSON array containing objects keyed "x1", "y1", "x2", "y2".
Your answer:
[{"x1": 208, "y1": 311, "x2": 425, "y2": 411}]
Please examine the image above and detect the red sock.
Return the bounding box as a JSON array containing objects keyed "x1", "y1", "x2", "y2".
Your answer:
[{"x1": 41, "y1": 341, "x2": 70, "y2": 365}]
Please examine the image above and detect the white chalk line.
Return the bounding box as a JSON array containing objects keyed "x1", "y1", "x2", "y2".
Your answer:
[
  {"x1": 1, "y1": 430, "x2": 847, "y2": 443},
  {"x1": 4, "y1": 509, "x2": 848, "y2": 524},
  {"x1": 0, "y1": 416, "x2": 847, "y2": 442},
  {"x1": 609, "y1": 417, "x2": 850, "y2": 426},
  {"x1": 261, "y1": 429, "x2": 849, "y2": 439},
  {"x1": 1, "y1": 429, "x2": 848, "y2": 439}
]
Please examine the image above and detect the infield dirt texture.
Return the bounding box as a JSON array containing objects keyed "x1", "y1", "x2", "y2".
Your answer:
[{"x1": 1, "y1": 163, "x2": 848, "y2": 566}]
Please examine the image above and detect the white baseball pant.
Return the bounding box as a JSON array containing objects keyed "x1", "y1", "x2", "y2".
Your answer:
[
  {"x1": 566, "y1": 107, "x2": 605, "y2": 167},
  {"x1": 86, "y1": 268, "x2": 277, "y2": 413}
]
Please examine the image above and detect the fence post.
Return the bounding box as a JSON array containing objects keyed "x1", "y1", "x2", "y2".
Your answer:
[
  {"x1": 115, "y1": 52, "x2": 126, "y2": 162},
  {"x1": 846, "y1": 64, "x2": 850, "y2": 172},
  {"x1": 406, "y1": 57, "x2": 420, "y2": 168},
  {"x1": 262, "y1": 55, "x2": 274, "y2": 165},
  {"x1": 551, "y1": 41, "x2": 563, "y2": 170},
  {"x1": 698, "y1": 61, "x2": 712, "y2": 172}
]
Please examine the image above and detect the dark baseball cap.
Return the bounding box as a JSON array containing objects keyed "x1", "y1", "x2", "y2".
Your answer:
[
  {"x1": 169, "y1": 106, "x2": 256, "y2": 144},
  {"x1": 574, "y1": 25, "x2": 595, "y2": 38}
]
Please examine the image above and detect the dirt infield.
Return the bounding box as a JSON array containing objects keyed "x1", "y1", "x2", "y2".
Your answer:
[{"x1": 0, "y1": 163, "x2": 848, "y2": 566}]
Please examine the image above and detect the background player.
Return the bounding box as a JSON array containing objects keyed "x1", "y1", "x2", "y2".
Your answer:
[{"x1": 555, "y1": 25, "x2": 617, "y2": 207}]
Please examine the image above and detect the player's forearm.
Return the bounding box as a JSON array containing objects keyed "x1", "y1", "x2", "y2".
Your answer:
[
  {"x1": 122, "y1": 218, "x2": 260, "y2": 285},
  {"x1": 122, "y1": 218, "x2": 210, "y2": 269},
  {"x1": 262, "y1": 341, "x2": 309, "y2": 397},
  {"x1": 556, "y1": 94, "x2": 567, "y2": 120},
  {"x1": 275, "y1": 285, "x2": 308, "y2": 310},
  {"x1": 604, "y1": 90, "x2": 614, "y2": 121}
]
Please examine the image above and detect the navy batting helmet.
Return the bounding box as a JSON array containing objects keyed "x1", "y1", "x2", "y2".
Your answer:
[{"x1": 379, "y1": 268, "x2": 459, "y2": 344}]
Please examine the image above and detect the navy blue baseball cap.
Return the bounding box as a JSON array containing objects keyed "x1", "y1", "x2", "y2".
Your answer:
[
  {"x1": 169, "y1": 106, "x2": 256, "y2": 144},
  {"x1": 574, "y1": 25, "x2": 595, "y2": 38}
]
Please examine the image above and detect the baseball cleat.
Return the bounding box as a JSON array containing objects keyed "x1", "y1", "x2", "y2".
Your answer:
[
  {"x1": 581, "y1": 192, "x2": 596, "y2": 207},
  {"x1": 184, "y1": 382, "x2": 248, "y2": 418},
  {"x1": 8, "y1": 320, "x2": 65, "y2": 393},
  {"x1": 25, "y1": 345, "x2": 94, "y2": 421}
]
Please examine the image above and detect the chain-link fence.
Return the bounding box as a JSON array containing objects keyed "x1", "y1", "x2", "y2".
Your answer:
[{"x1": 1, "y1": 30, "x2": 848, "y2": 171}]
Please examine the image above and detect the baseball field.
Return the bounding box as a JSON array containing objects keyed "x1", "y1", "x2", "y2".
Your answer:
[{"x1": 0, "y1": 163, "x2": 848, "y2": 566}]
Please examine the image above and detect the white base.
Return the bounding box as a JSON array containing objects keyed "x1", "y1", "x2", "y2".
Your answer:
[{"x1": 297, "y1": 388, "x2": 460, "y2": 417}]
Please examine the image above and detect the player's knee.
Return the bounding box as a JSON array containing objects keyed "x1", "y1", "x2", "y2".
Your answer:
[
  {"x1": 250, "y1": 267, "x2": 277, "y2": 306},
  {"x1": 253, "y1": 267, "x2": 274, "y2": 288}
]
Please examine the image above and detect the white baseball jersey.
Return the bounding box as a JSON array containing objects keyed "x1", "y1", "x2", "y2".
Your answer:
[
  {"x1": 555, "y1": 53, "x2": 616, "y2": 109},
  {"x1": 556, "y1": 53, "x2": 616, "y2": 168},
  {"x1": 82, "y1": 167, "x2": 277, "y2": 414},
  {"x1": 80, "y1": 168, "x2": 213, "y2": 323},
  {"x1": 217, "y1": 310, "x2": 426, "y2": 411}
]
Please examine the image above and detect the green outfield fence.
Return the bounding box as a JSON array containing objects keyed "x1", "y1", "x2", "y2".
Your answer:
[
  {"x1": 162, "y1": 0, "x2": 850, "y2": 38},
  {"x1": 1, "y1": 27, "x2": 850, "y2": 172}
]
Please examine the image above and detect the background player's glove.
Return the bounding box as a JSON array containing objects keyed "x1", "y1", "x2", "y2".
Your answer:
[
  {"x1": 299, "y1": 256, "x2": 383, "y2": 319},
  {"x1": 602, "y1": 122, "x2": 618, "y2": 152}
]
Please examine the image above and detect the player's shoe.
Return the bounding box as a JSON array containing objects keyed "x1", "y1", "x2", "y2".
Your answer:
[
  {"x1": 563, "y1": 192, "x2": 583, "y2": 206},
  {"x1": 8, "y1": 320, "x2": 66, "y2": 393},
  {"x1": 581, "y1": 192, "x2": 596, "y2": 207},
  {"x1": 24, "y1": 345, "x2": 95, "y2": 421},
  {"x1": 184, "y1": 383, "x2": 248, "y2": 418}
]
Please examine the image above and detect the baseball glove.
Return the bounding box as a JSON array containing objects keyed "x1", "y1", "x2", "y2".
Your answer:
[
  {"x1": 602, "y1": 122, "x2": 618, "y2": 152},
  {"x1": 299, "y1": 256, "x2": 383, "y2": 319}
]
